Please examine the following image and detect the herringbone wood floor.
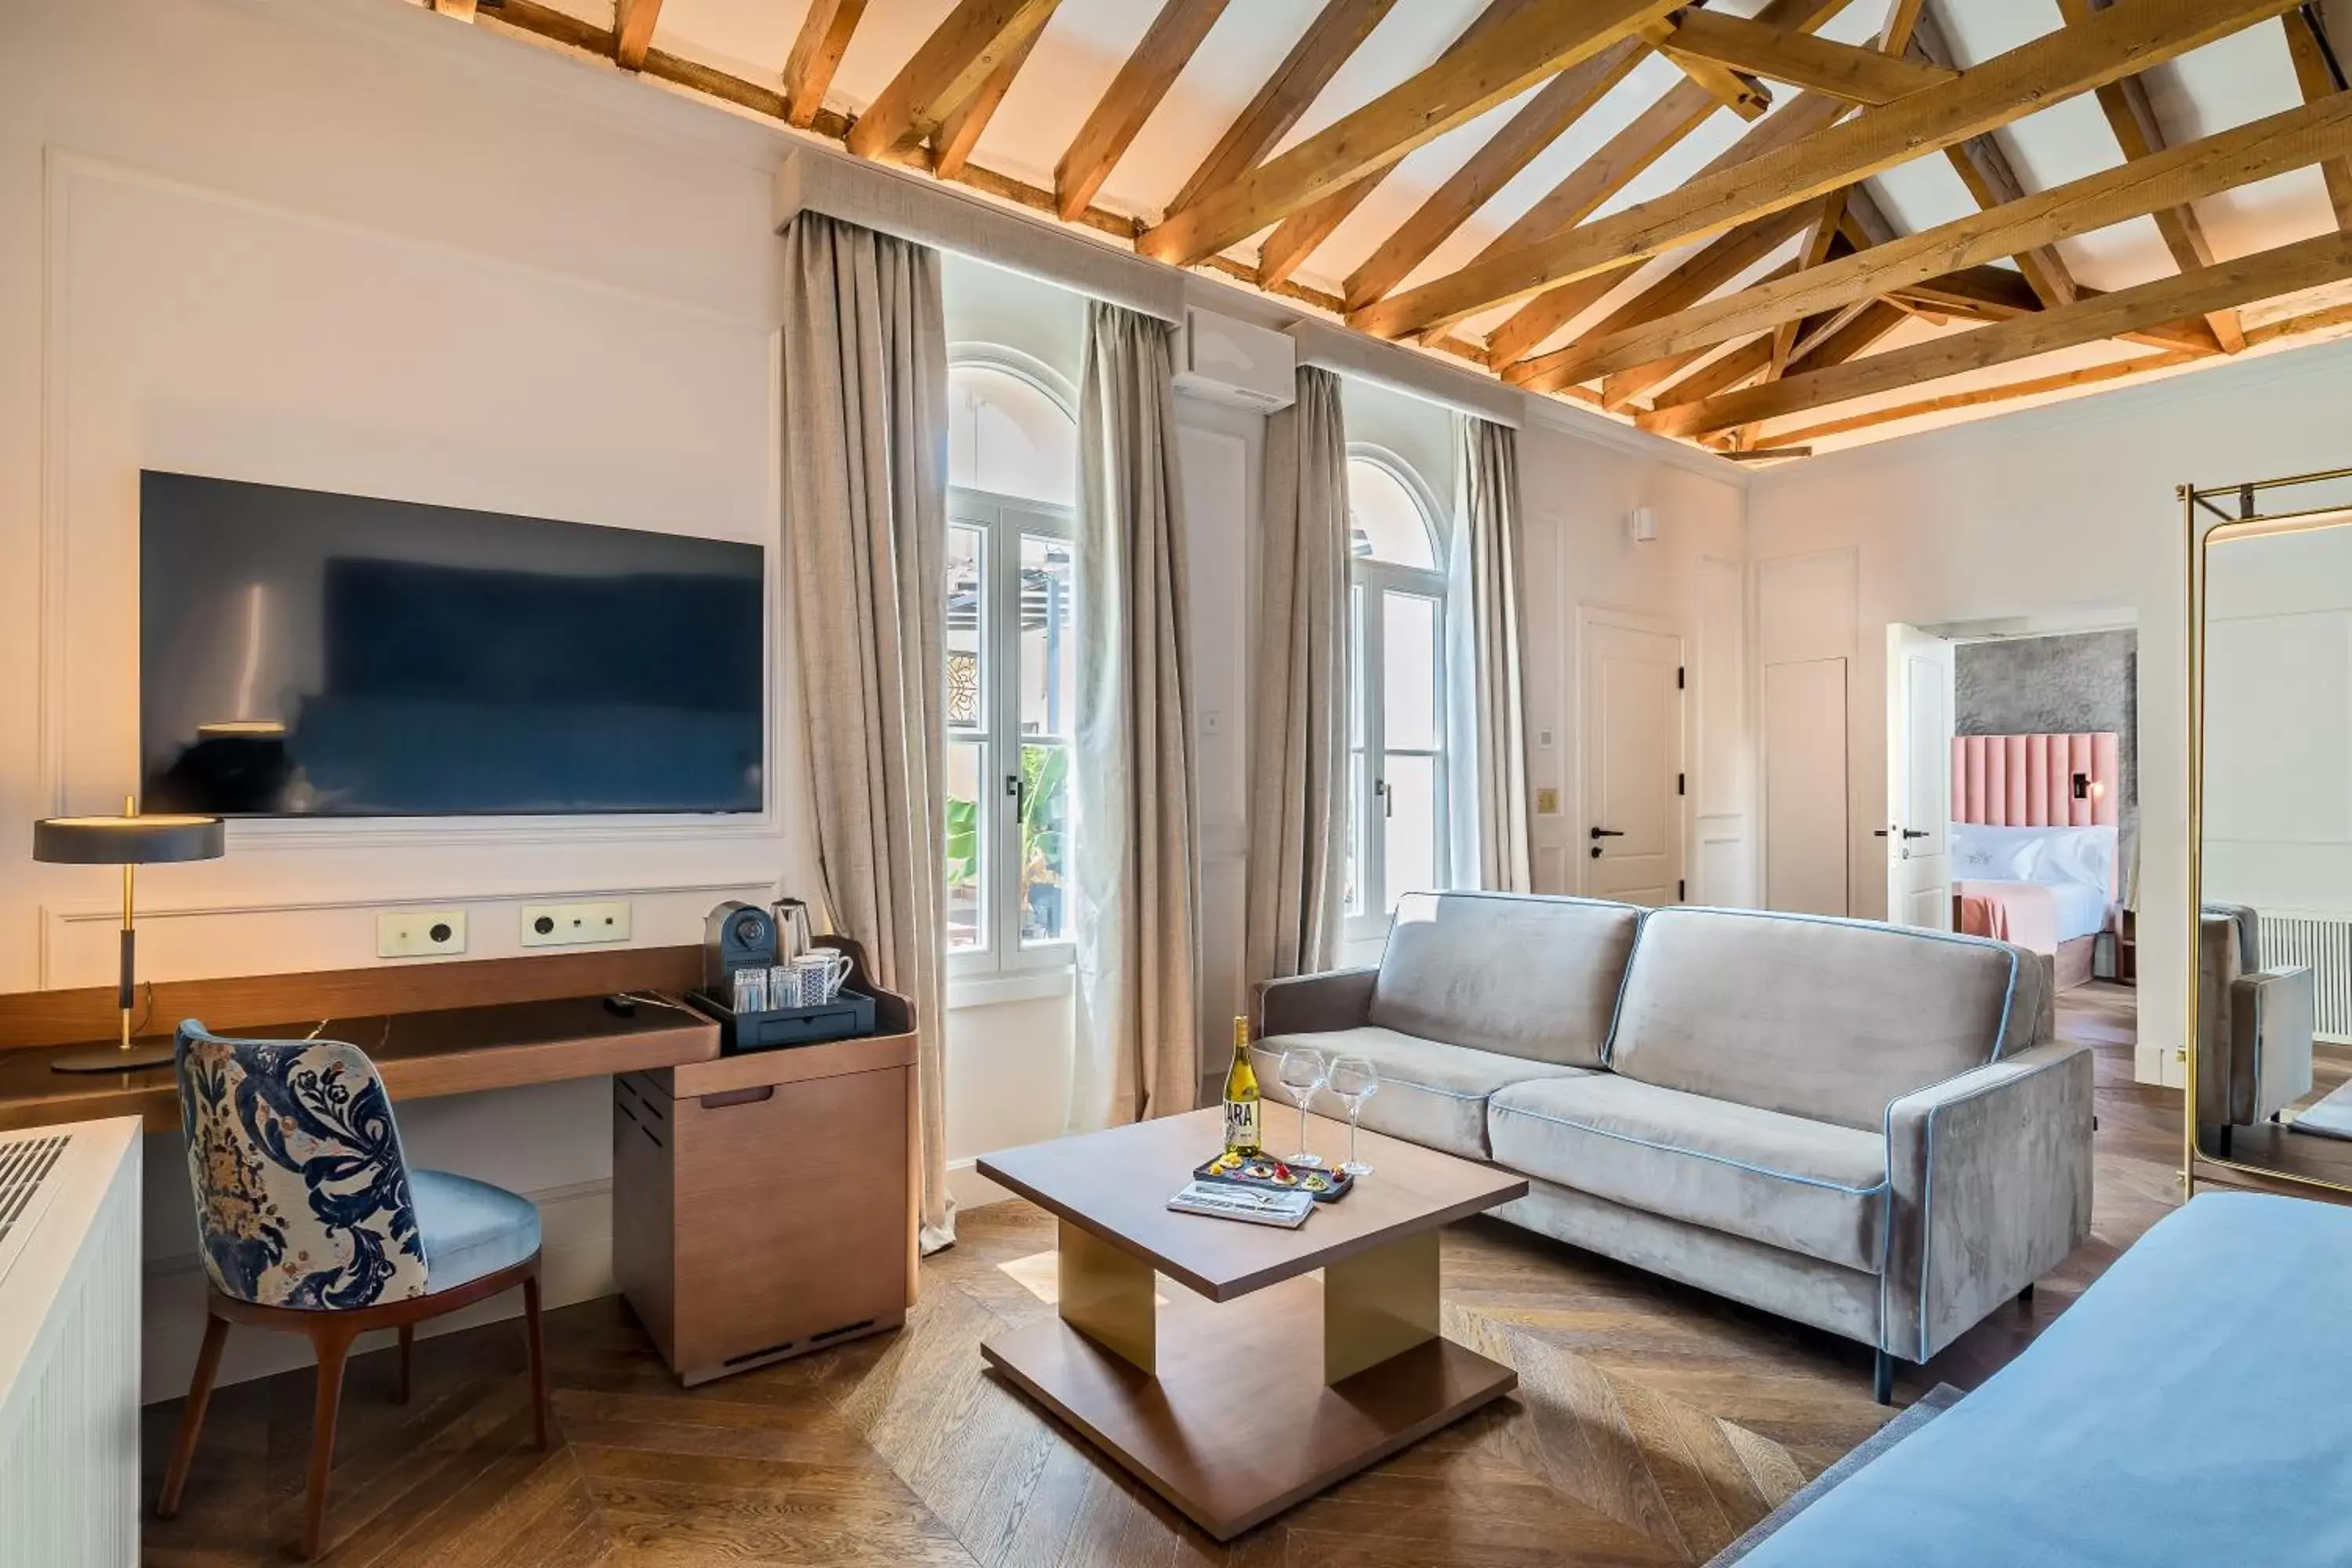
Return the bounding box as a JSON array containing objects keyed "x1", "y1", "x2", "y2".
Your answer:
[{"x1": 143, "y1": 985, "x2": 2179, "y2": 1566}]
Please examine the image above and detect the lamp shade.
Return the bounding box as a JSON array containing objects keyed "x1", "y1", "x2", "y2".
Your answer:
[{"x1": 34, "y1": 813, "x2": 224, "y2": 865}]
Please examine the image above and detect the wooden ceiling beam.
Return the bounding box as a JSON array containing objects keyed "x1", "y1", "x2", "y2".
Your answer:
[
  {"x1": 1640, "y1": 226, "x2": 2352, "y2": 438},
  {"x1": 1334, "y1": 38, "x2": 1650, "y2": 305},
  {"x1": 1353, "y1": 0, "x2": 2300, "y2": 340},
  {"x1": 1140, "y1": 0, "x2": 1686, "y2": 266},
  {"x1": 614, "y1": 0, "x2": 660, "y2": 69},
  {"x1": 1638, "y1": 19, "x2": 1772, "y2": 121},
  {"x1": 1480, "y1": 77, "x2": 1849, "y2": 367},
  {"x1": 1504, "y1": 89, "x2": 2352, "y2": 390},
  {"x1": 2056, "y1": 0, "x2": 2242, "y2": 350},
  {"x1": 931, "y1": 16, "x2": 1045, "y2": 180},
  {"x1": 784, "y1": 0, "x2": 870, "y2": 129},
  {"x1": 1258, "y1": 0, "x2": 1543, "y2": 288},
  {"x1": 2284, "y1": 8, "x2": 2352, "y2": 229},
  {"x1": 1659, "y1": 8, "x2": 1953, "y2": 104},
  {"x1": 1159, "y1": 0, "x2": 1400, "y2": 223},
  {"x1": 1772, "y1": 192, "x2": 1848, "y2": 376},
  {"x1": 844, "y1": 0, "x2": 1062, "y2": 160},
  {"x1": 430, "y1": 0, "x2": 478, "y2": 20},
  {"x1": 1763, "y1": 346, "x2": 2204, "y2": 445},
  {"x1": 1055, "y1": 0, "x2": 1230, "y2": 220}
]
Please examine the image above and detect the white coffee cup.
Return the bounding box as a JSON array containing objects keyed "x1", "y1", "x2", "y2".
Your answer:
[{"x1": 792, "y1": 948, "x2": 852, "y2": 1005}]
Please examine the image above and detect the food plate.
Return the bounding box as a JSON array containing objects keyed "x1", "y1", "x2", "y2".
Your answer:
[{"x1": 1192, "y1": 1150, "x2": 1355, "y2": 1203}]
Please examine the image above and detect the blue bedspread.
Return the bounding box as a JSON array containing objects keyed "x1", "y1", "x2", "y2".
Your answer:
[{"x1": 1735, "y1": 1192, "x2": 2352, "y2": 1566}]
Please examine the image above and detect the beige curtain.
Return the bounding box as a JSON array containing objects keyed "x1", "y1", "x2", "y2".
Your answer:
[
  {"x1": 779, "y1": 212, "x2": 955, "y2": 1253},
  {"x1": 1071, "y1": 301, "x2": 1200, "y2": 1128},
  {"x1": 1452, "y1": 415, "x2": 1533, "y2": 893},
  {"x1": 1244, "y1": 365, "x2": 1352, "y2": 989}
]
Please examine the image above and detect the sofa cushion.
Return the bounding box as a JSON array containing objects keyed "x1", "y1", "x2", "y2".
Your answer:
[
  {"x1": 1609, "y1": 908, "x2": 2028, "y2": 1131},
  {"x1": 1254, "y1": 1026, "x2": 1593, "y2": 1161},
  {"x1": 1487, "y1": 1075, "x2": 1889, "y2": 1272},
  {"x1": 1367, "y1": 892, "x2": 1641, "y2": 1068}
]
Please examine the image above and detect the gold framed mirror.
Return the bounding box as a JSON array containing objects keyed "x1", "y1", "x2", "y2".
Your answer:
[{"x1": 2185, "y1": 472, "x2": 2352, "y2": 1198}]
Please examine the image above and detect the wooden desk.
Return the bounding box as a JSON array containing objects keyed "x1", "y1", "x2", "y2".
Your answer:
[
  {"x1": 0, "y1": 946, "x2": 718, "y2": 1134},
  {"x1": 0, "y1": 995, "x2": 718, "y2": 1134}
]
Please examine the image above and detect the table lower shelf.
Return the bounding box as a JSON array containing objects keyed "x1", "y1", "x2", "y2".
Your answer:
[{"x1": 980, "y1": 1270, "x2": 1515, "y2": 1542}]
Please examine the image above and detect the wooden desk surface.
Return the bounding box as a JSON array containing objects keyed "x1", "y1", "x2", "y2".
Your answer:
[
  {"x1": 976, "y1": 1108, "x2": 1526, "y2": 1303},
  {"x1": 0, "y1": 993, "x2": 720, "y2": 1134}
]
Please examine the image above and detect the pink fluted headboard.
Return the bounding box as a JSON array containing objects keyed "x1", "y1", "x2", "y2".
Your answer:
[{"x1": 1951, "y1": 733, "x2": 2121, "y2": 829}]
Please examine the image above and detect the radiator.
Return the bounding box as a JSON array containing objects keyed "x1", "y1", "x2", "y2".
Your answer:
[
  {"x1": 0, "y1": 1118, "x2": 143, "y2": 1568},
  {"x1": 2260, "y1": 910, "x2": 2352, "y2": 1046}
]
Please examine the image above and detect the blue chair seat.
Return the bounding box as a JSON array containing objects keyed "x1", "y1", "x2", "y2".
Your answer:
[{"x1": 411, "y1": 1170, "x2": 541, "y2": 1293}]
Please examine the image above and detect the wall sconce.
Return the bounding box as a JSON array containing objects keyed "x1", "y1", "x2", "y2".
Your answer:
[{"x1": 1627, "y1": 506, "x2": 1658, "y2": 544}]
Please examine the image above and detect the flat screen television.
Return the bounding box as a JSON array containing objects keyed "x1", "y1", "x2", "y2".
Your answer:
[{"x1": 140, "y1": 472, "x2": 764, "y2": 818}]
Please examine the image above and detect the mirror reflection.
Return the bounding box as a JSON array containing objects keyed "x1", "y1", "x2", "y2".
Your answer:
[{"x1": 2194, "y1": 513, "x2": 2351, "y2": 1183}]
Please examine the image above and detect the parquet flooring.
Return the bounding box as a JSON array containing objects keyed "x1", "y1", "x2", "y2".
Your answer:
[{"x1": 143, "y1": 984, "x2": 2187, "y2": 1566}]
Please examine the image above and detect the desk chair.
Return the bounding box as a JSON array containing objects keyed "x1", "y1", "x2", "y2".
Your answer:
[{"x1": 154, "y1": 1021, "x2": 550, "y2": 1559}]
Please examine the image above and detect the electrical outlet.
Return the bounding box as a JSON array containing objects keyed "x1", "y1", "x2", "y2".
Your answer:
[
  {"x1": 1534, "y1": 787, "x2": 1562, "y2": 816},
  {"x1": 520, "y1": 899, "x2": 633, "y2": 948},
  {"x1": 378, "y1": 909, "x2": 467, "y2": 959}
]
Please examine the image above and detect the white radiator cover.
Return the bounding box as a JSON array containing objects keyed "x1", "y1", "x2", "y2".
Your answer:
[
  {"x1": 0, "y1": 1118, "x2": 143, "y2": 1568},
  {"x1": 2261, "y1": 910, "x2": 2352, "y2": 1045}
]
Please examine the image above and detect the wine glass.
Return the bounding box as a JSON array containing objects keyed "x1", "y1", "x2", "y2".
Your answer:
[
  {"x1": 1277, "y1": 1046, "x2": 1328, "y2": 1167},
  {"x1": 1328, "y1": 1055, "x2": 1381, "y2": 1177}
]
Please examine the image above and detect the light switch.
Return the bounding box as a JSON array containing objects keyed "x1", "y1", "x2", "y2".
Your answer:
[{"x1": 1534, "y1": 787, "x2": 1561, "y2": 815}]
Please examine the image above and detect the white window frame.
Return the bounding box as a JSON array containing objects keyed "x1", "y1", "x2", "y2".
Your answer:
[
  {"x1": 945, "y1": 347, "x2": 1080, "y2": 982},
  {"x1": 1345, "y1": 445, "x2": 1452, "y2": 943}
]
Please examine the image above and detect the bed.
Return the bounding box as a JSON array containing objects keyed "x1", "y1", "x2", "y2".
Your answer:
[
  {"x1": 1723, "y1": 1192, "x2": 2352, "y2": 1566},
  {"x1": 1949, "y1": 733, "x2": 2122, "y2": 989}
]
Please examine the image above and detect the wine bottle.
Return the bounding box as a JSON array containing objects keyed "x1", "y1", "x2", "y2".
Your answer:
[{"x1": 1223, "y1": 1014, "x2": 1262, "y2": 1157}]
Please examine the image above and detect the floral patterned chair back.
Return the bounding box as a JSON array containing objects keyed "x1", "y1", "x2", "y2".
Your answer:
[{"x1": 175, "y1": 1021, "x2": 430, "y2": 1309}]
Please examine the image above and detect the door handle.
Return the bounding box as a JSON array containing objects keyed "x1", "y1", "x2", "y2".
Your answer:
[
  {"x1": 1589, "y1": 826, "x2": 1625, "y2": 840},
  {"x1": 1873, "y1": 828, "x2": 1933, "y2": 840}
]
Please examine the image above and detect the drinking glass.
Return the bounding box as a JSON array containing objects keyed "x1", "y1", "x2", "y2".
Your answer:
[
  {"x1": 1328, "y1": 1055, "x2": 1381, "y2": 1177},
  {"x1": 1276, "y1": 1047, "x2": 1328, "y2": 1167}
]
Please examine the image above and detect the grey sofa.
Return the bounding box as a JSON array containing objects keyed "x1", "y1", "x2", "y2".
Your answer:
[
  {"x1": 2195, "y1": 902, "x2": 2315, "y2": 1156},
  {"x1": 1255, "y1": 891, "x2": 2094, "y2": 1402}
]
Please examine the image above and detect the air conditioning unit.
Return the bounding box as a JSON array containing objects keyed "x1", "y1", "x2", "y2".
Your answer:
[{"x1": 1174, "y1": 307, "x2": 1296, "y2": 412}]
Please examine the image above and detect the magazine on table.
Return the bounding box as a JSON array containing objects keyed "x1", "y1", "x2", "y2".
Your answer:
[{"x1": 1167, "y1": 1179, "x2": 1315, "y2": 1229}]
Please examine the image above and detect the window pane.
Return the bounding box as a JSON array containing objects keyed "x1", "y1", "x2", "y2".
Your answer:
[
  {"x1": 1018, "y1": 742, "x2": 1069, "y2": 945},
  {"x1": 1348, "y1": 457, "x2": 1436, "y2": 569},
  {"x1": 1020, "y1": 535, "x2": 1074, "y2": 737},
  {"x1": 946, "y1": 739, "x2": 987, "y2": 951},
  {"x1": 949, "y1": 365, "x2": 1077, "y2": 506},
  {"x1": 946, "y1": 524, "x2": 985, "y2": 732},
  {"x1": 1382, "y1": 592, "x2": 1439, "y2": 751},
  {"x1": 1383, "y1": 754, "x2": 1438, "y2": 911}
]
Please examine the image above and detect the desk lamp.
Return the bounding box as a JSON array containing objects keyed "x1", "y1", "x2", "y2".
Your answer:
[{"x1": 34, "y1": 797, "x2": 224, "y2": 1073}]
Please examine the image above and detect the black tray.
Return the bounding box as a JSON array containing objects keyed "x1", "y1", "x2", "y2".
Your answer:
[
  {"x1": 689, "y1": 984, "x2": 877, "y2": 1054},
  {"x1": 1192, "y1": 1152, "x2": 1355, "y2": 1203}
]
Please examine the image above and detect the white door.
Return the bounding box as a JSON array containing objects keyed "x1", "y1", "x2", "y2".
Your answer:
[
  {"x1": 1582, "y1": 620, "x2": 1686, "y2": 906},
  {"x1": 1885, "y1": 623, "x2": 1955, "y2": 928}
]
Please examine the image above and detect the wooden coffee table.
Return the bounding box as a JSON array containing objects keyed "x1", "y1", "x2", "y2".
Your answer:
[{"x1": 975, "y1": 1107, "x2": 1527, "y2": 1541}]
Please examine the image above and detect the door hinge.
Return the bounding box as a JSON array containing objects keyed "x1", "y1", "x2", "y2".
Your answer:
[
  {"x1": 1677, "y1": 771, "x2": 1686, "y2": 797},
  {"x1": 1676, "y1": 666, "x2": 1686, "y2": 690},
  {"x1": 1677, "y1": 878, "x2": 1686, "y2": 902}
]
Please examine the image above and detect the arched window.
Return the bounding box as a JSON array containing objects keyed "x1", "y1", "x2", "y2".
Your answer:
[
  {"x1": 1345, "y1": 449, "x2": 1450, "y2": 931},
  {"x1": 944, "y1": 350, "x2": 1076, "y2": 971}
]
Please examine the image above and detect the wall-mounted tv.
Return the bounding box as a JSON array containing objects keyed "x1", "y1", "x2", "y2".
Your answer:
[{"x1": 140, "y1": 472, "x2": 764, "y2": 818}]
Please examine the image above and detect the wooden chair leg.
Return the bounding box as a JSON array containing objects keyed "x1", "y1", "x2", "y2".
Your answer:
[
  {"x1": 521, "y1": 1265, "x2": 550, "y2": 1450},
  {"x1": 396, "y1": 1323, "x2": 414, "y2": 1405},
  {"x1": 303, "y1": 1319, "x2": 360, "y2": 1562},
  {"x1": 155, "y1": 1311, "x2": 230, "y2": 1520}
]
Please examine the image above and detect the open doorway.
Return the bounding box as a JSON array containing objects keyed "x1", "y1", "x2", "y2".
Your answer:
[{"x1": 1886, "y1": 621, "x2": 2139, "y2": 1014}]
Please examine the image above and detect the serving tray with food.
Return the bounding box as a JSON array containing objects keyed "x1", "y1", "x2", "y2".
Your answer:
[{"x1": 1192, "y1": 1149, "x2": 1356, "y2": 1203}]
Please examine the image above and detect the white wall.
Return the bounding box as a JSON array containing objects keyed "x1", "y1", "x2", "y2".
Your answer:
[
  {"x1": 1517, "y1": 411, "x2": 1754, "y2": 905},
  {"x1": 1746, "y1": 335, "x2": 2352, "y2": 1083}
]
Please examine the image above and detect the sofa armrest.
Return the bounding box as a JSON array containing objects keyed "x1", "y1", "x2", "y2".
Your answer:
[
  {"x1": 1882, "y1": 1040, "x2": 2093, "y2": 1364},
  {"x1": 2231, "y1": 967, "x2": 2316, "y2": 1125},
  {"x1": 1257, "y1": 967, "x2": 1378, "y2": 1039}
]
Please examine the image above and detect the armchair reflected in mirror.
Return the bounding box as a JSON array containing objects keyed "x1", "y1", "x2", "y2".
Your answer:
[{"x1": 2187, "y1": 474, "x2": 2352, "y2": 1193}]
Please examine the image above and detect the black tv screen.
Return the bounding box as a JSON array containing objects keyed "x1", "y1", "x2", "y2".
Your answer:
[{"x1": 140, "y1": 472, "x2": 764, "y2": 817}]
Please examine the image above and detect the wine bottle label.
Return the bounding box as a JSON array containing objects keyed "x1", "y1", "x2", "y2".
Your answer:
[{"x1": 1224, "y1": 1098, "x2": 1260, "y2": 1151}]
